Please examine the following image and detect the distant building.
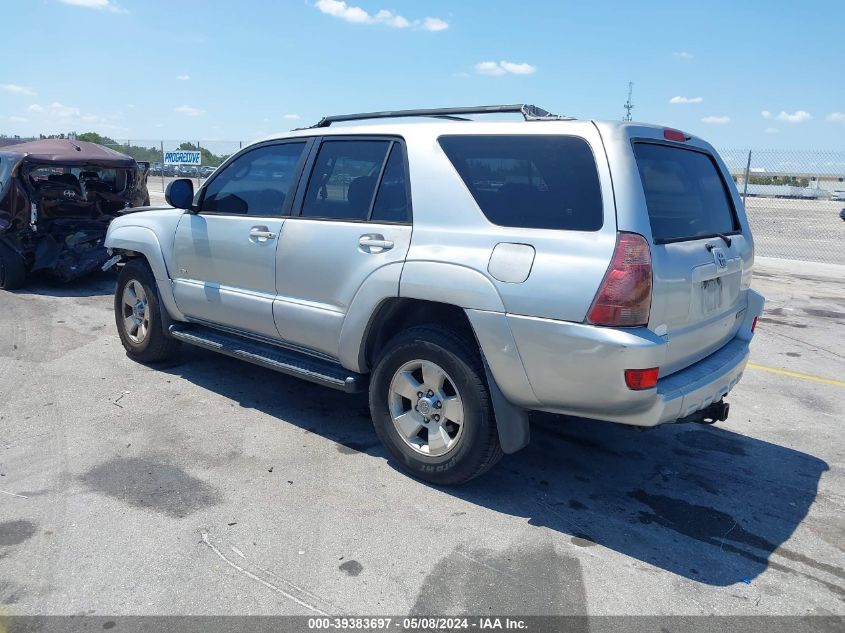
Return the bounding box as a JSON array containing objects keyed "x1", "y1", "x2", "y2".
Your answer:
[{"x1": 729, "y1": 169, "x2": 845, "y2": 198}]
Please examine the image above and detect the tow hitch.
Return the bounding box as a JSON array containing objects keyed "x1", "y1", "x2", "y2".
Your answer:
[{"x1": 680, "y1": 399, "x2": 730, "y2": 425}]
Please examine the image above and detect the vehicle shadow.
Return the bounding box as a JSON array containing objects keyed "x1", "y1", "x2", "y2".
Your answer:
[
  {"x1": 161, "y1": 347, "x2": 828, "y2": 588},
  {"x1": 12, "y1": 270, "x2": 116, "y2": 297}
]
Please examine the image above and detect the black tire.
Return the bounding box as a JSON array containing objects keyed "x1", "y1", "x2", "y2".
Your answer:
[
  {"x1": 114, "y1": 259, "x2": 180, "y2": 363},
  {"x1": 0, "y1": 241, "x2": 27, "y2": 290},
  {"x1": 369, "y1": 325, "x2": 503, "y2": 485}
]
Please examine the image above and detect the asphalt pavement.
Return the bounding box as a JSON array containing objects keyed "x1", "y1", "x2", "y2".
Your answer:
[{"x1": 0, "y1": 261, "x2": 843, "y2": 617}]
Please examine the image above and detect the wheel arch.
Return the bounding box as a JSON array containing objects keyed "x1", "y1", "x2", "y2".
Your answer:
[
  {"x1": 360, "y1": 297, "x2": 532, "y2": 454},
  {"x1": 106, "y1": 225, "x2": 185, "y2": 321},
  {"x1": 360, "y1": 298, "x2": 475, "y2": 372}
]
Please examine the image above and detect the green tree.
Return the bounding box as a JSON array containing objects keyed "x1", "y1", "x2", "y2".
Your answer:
[
  {"x1": 73, "y1": 132, "x2": 162, "y2": 163},
  {"x1": 76, "y1": 132, "x2": 114, "y2": 145},
  {"x1": 177, "y1": 142, "x2": 229, "y2": 167}
]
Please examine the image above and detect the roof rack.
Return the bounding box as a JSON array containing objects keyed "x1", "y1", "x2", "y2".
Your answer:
[{"x1": 309, "y1": 104, "x2": 574, "y2": 128}]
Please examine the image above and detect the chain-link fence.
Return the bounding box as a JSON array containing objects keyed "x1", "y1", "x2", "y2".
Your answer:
[
  {"x1": 3, "y1": 135, "x2": 843, "y2": 265},
  {"x1": 130, "y1": 142, "x2": 845, "y2": 267},
  {"x1": 719, "y1": 149, "x2": 845, "y2": 265}
]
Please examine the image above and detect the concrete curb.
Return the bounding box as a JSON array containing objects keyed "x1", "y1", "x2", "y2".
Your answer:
[{"x1": 755, "y1": 256, "x2": 845, "y2": 281}]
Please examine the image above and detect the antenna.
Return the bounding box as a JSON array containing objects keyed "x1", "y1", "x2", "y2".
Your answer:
[{"x1": 623, "y1": 82, "x2": 634, "y2": 121}]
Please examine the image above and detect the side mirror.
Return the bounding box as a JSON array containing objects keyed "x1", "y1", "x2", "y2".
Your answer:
[{"x1": 165, "y1": 178, "x2": 195, "y2": 211}]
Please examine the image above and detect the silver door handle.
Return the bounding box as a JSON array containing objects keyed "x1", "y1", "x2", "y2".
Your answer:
[
  {"x1": 249, "y1": 227, "x2": 276, "y2": 240},
  {"x1": 359, "y1": 236, "x2": 394, "y2": 251}
]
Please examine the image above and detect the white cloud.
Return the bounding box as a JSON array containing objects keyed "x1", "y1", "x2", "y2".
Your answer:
[
  {"x1": 176, "y1": 74, "x2": 190, "y2": 81},
  {"x1": 475, "y1": 61, "x2": 505, "y2": 76},
  {"x1": 776, "y1": 110, "x2": 811, "y2": 123},
  {"x1": 499, "y1": 61, "x2": 536, "y2": 75},
  {"x1": 314, "y1": 0, "x2": 447, "y2": 31},
  {"x1": 5, "y1": 115, "x2": 28, "y2": 122},
  {"x1": 58, "y1": 0, "x2": 126, "y2": 13},
  {"x1": 283, "y1": 113, "x2": 301, "y2": 120},
  {"x1": 764, "y1": 127, "x2": 779, "y2": 134},
  {"x1": 761, "y1": 110, "x2": 772, "y2": 119},
  {"x1": 421, "y1": 16, "x2": 448, "y2": 31},
  {"x1": 316, "y1": 0, "x2": 370, "y2": 23},
  {"x1": 174, "y1": 105, "x2": 205, "y2": 117},
  {"x1": 372, "y1": 9, "x2": 409, "y2": 27},
  {"x1": 475, "y1": 60, "x2": 537, "y2": 76},
  {"x1": 1, "y1": 83, "x2": 36, "y2": 96},
  {"x1": 825, "y1": 112, "x2": 845, "y2": 123},
  {"x1": 701, "y1": 115, "x2": 731, "y2": 124},
  {"x1": 669, "y1": 95, "x2": 703, "y2": 104},
  {"x1": 673, "y1": 51, "x2": 693, "y2": 59},
  {"x1": 28, "y1": 102, "x2": 80, "y2": 118},
  {"x1": 25, "y1": 101, "x2": 110, "y2": 126}
]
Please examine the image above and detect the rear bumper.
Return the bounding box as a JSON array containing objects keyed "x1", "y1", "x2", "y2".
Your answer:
[
  {"x1": 583, "y1": 336, "x2": 750, "y2": 426},
  {"x1": 469, "y1": 289, "x2": 764, "y2": 427}
]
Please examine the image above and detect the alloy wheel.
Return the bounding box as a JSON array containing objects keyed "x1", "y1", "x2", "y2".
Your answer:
[
  {"x1": 121, "y1": 280, "x2": 150, "y2": 344},
  {"x1": 388, "y1": 359, "x2": 465, "y2": 457}
]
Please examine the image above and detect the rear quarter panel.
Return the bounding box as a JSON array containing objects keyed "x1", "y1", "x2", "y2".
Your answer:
[{"x1": 401, "y1": 121, "x2": 618, "y2": 323}]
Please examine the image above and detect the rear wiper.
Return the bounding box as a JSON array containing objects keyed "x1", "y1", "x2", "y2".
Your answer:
[
  {"x1": 705, "y1": 233, "x2": 732, "y2": 251},
  {"x1": 714, "y1": 233, "x2": 732, "y2": 247}
]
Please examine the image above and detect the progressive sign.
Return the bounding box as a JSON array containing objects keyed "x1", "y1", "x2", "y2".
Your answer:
[{"x1": 164, "y1": 150, "x2": 202, "y2": 166}]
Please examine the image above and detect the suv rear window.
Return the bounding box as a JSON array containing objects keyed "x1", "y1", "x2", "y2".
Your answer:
[
  {"x1": 438, "y1": 135, "x2": 603, "y2": 231},
  {"x1": 633, "y1": 143, "x2": 739, "y2": 243}
]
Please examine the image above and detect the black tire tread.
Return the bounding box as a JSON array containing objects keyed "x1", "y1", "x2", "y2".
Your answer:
[
  {"x1": 0, "y1": 241, "x2": 27, "y2": 290},
  {"x1": 371, "y1": 324, "x2": 503, "y2": 484},
  {"x1": 115, "y1": 259, "x2": 180, "y2": 363}
]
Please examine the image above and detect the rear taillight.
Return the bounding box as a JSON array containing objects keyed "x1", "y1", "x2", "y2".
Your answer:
[
  {"x1": 587, "y1": 232, "x2": 652, "y2": 327},
  {"x1": 625, "y1": 368, "x2": 659, "y2": 390},
  {"x1": 751, "y1": 316, "x2": 758, "y2": 333}
]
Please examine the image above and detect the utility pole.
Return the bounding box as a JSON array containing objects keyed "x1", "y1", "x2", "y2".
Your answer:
[{"x1": 623, "y1": 82, "x2": 634, "y2": 122}]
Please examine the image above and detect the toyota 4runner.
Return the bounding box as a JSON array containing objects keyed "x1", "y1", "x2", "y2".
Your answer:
[{"x1": 104, "y1": 104, "x2": 764, "y2": 484}]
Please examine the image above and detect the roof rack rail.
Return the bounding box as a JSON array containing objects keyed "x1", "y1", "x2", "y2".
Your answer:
[{"x1": 309, "y1": 104, "x2": 574, "y2": 128}]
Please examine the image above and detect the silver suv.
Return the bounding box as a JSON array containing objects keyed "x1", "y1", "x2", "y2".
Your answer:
[{"x1": 105, "y1": 104, "x2": 764, "y2": 484}]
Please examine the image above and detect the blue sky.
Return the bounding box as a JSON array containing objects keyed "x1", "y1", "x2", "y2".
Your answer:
[{"x1": 1, "y1": 0, "x2": 843, "y2": 149}]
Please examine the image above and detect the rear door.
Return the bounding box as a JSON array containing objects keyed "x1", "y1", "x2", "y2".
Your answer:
[
  {"x1": 632, "y1": 141, "x2": 752, "y2": 374},
  {"x1": 272, "y1": 137, "x2": 412, "y2": 359}
]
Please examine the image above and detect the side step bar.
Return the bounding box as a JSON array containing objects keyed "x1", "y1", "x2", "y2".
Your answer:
[{"x1": 169, "y1": 324, "x2": 366, "y2": 393}]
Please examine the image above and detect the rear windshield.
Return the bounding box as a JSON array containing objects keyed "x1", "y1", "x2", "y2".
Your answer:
[
  {"x1": 28, "y1": 166, "x2": 129, "y2": 193},
  {"x1": 438, "y1": 135, "x2": 603, "y2": 231},
  {"x1": 634, "y1": 143, "x2": 739, "y2": 243}
]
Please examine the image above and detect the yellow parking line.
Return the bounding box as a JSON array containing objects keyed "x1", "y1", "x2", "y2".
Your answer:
[{"x1": 747, "y1": 363, "x2": 845, "y2": 388}]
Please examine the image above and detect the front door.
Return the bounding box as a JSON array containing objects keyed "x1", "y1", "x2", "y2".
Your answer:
[
  {"x1": 172, "y1": 139, "x2": 310, "y2": 338},
  {"x1": 273, "y1": 138, "x2": 412, "y2": 358}
]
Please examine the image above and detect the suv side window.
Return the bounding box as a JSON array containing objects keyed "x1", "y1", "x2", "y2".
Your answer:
[
  {"x1": 438, "y1": 135, "x2": 603, "y2": 231},
  {"x1": 301, "y1": 140, "x2": 391, "y2": 221},
  {"x1": 200, "y1": 142, "x2": 307, "y2": 216},
  {"x1": 371, "y1": 143, "x2": 410, "y2": 223}
]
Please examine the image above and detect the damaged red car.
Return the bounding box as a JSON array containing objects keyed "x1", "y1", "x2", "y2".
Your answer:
[{"x1": 0, "y1": 139, "x2": 150, "y2": 289}]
